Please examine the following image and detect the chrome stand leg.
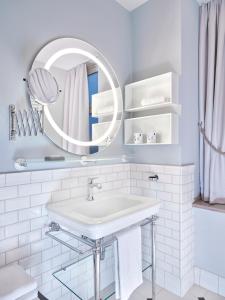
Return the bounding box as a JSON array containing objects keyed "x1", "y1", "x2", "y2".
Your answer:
[
  {"x1": 151, "y1": 215, "x2": 157, "y2": 300},
  {"x1": 93, "y1": 239, "x2": 101, "y2": 300}
]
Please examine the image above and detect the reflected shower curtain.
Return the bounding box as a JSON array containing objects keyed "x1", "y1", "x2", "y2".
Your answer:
[
  {"x1": 63, "y1": 63, "x2": 89, "y2": 155},
  {"x1": 199, "y1": 0, "x2": 225, "y2": 203},
  {"x1": 28, "y1": 68, "x2": 58, "y2": 103}
]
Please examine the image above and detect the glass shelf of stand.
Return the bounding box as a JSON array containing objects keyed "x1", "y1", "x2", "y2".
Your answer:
[{"x1": 53, "y1": 244, "x2": 151, "y2": 300}]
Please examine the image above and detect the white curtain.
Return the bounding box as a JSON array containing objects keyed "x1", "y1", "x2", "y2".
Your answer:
[
  {"x1": 28, "y1": 68, "x2": 58, "y2": 104},
  {"x1": 198, "y1": 0, "x2": 212, "y2": 5},
  {"x1": 199, "y1": 0, "x2": 225, "y2": 203},
  {"x1": 63, "y1": 63, "x2": 89, "y2": 155}
]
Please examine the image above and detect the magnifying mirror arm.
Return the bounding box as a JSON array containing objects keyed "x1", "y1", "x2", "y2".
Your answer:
[{"x1": 9, "y1": 104, "x2": 44, "y2": 140}]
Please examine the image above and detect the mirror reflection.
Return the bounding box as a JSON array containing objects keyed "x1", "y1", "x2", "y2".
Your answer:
[
  {"x1": 31, "y1": 38, "x2": 122, "y2": 156},
  {"x1": 27, "y1": 68, "x2": 59, "y2": 105}
]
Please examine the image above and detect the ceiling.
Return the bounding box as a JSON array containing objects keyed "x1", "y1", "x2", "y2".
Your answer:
[
  {"x1": 116, "y1": 0, "x2": 202, "y2": 11},
  {"x1": 115, "y1": 0, "x2": 149, "y2": 11}
]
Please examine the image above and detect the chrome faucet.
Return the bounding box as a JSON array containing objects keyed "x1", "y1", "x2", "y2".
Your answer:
[{"x1": 87, "y1": 177, "x2": 102, "y2": 201}]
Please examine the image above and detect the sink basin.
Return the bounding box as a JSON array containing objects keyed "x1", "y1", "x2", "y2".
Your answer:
[{"x1": 47, "y1": 193, "x2": 160, "y2": 239}]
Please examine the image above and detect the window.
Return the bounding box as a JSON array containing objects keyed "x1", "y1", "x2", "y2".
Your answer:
[{"x1": 88, "y1": 72, "x2": 98, "y2": 154}]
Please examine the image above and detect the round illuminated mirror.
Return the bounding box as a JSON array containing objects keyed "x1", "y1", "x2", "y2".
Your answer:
[{"x1": 30, "y1": 38, "x2": 123, "y2": 155}]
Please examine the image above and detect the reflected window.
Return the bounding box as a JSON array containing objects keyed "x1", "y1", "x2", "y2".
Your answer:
[{"x1": 88, "y1": 72, "x2": 98, "y2": 154}]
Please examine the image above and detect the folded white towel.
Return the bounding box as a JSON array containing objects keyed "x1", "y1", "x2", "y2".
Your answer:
[
  {"x1": 114, "y1": 226, "x2": 143, "y2": 300},
  {"x1": 141, "y1": 96, "x2": 169, "y2": 106},
  {"x1": 0, "y1": 265, "x2": 37, "y2": 300}
]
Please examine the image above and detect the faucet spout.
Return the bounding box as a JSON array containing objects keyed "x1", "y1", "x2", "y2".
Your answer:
[{"x1": 87, "y1": 177, "x2": 102, "y2": 201}]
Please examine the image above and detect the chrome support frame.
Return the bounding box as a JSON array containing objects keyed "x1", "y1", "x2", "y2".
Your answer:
[
  {"x1": 46, "y1": 216, "x2": 158, "y2": 300},
  {"x1": 91, "y1": 216, "x2": 158, "y2": 300},
  {"x1": 9, "y1": 105, "x2": 17, "y2": 140},
  {"x1": 93, "y1": 239, "x2": 102, "y2": 300},
  {"x1": 151, "y1": 215, "x2": 158, "y2": 300}
]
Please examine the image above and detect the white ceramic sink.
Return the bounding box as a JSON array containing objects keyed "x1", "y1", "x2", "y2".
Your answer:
[{"x1": 47, "y1": 193, "x2": 160, "y2": 239}]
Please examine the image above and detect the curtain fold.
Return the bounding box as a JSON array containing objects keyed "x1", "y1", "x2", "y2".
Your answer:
[
  {"x1": 198, "y1": 0, "x2": 212, "y2": 5},
  {"x1": 63, "y1": 63, "x2": 89, "y2": 155},
  {"x1": 28, "y1": 68, "x2": 58, "y2": 104},
  {"x1": 199, "y1": 0, "x2": 225, "y2": 203}
]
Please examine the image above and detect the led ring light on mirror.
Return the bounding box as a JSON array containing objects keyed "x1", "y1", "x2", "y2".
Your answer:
[
  {"x1": 30, "y1": 37, "x2": 123, "y2": 156},
  {"x1": 43, "y1": 48, "x2": 119, "y2": 147}
]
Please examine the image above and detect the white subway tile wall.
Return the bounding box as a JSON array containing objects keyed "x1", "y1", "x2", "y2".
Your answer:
[
  {"x1": 0, "y1": 163, "x2": 195, "y2": 299},
  {"x1": 130, "y1": 164, "x2": 195, "y2": 297},
  {"x1": 0, "y1": 164, "x2": 130, "y2": 300}
]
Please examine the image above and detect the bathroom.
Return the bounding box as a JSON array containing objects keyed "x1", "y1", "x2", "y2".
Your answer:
[{"x1": 0, "y1": 0, "x2": 224, "y2": 299}]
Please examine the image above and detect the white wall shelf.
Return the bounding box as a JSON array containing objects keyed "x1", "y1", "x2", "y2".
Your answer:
[
  {"x1": 125, "y1": 72, "x2": 178, "y2": 111},
  {"x1": 124, "y1": 113, "x2": 178, "y2": 145},
  {"x1": 124, "y1": 72, "x2": 179, "y2": 146},
  {"x1": 92, "y1": 88, "x2": 122, "y2": 118},
  {"x1": 92, "y1": 120, "x2": 121, "y2": 146},
  {"x1": 125, "y1": 102, "x2": 181, "y2": 114}
]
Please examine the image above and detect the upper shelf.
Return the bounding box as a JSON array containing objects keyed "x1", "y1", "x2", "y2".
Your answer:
[
  {"x1": 92, "y1": 88, "x2": 123, "y2": 118},
  {"x1": 125, "y1": 72, "x2": 179, "y2": 112},
  {"x1": 125, "y1": 102, "x2": 181, "y2": 114}
]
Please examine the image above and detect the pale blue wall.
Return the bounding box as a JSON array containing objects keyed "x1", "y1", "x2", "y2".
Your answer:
[
  {"x1": 130, "y1": 0, "x2": 200, "y2": 196},
  {"x1": 131, "y1": 1, "x2": 225, "y2": 279},
  {"x1": 0, "y1": 0, "x2": 199, "y2": 191},
  {"x1": 130, "y1": 0, "x2": 182, "y2": 165},
  {"x1": 194, "y1": 208, "x2": 225, "y2": 278},
  {"x1": 179, "y1": 0, "x2": 200, "y2": 195},
  {"x1": 0, "y1": 0, "x2": 132, "y2": 172},
  {"x1": 2, "y1": 0, "x2": 224, "y2": 282}
]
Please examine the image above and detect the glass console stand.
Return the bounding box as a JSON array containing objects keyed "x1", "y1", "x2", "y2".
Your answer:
[{"x1": 53, "y1": 253, "x2": 151, "y2": 300}]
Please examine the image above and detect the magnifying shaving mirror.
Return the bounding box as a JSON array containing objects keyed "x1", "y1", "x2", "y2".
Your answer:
[
  {"x1": 29, "y1": 38, "x2": 123, "y2": 156},
  {"x1": 27, "y1": 68, "x2": 59, "y2": 105}
]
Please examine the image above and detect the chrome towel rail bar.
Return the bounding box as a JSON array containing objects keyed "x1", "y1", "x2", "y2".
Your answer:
[{"x1": 46, "y1": 218, "x2": 154, "y2": 256}]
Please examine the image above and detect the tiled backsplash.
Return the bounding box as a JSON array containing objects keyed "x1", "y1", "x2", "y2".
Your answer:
[
  {"x1": 0, "y1": 163, "x2": 194, "y2": 299},
  {"x1": 130, "y1": 164, "x2": 195, "y2": 297},
  {"x1": 0, "y1": 164, "x2": 130, "y2": 300}
]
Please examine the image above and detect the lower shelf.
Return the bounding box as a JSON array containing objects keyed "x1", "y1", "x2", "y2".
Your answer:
[
  {"x1": 124, "y1": 113, "x2": 179, "y2": 145},
  {"x1": 53, "y1": 249, "x2": 151, "y2": 300}
]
